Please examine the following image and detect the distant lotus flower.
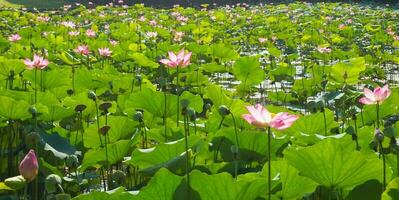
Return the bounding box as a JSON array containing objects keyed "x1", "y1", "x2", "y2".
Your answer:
[
  {"x1": 149, "y1": 20, "x2": 157, "y2": 26},
  {"x1": 60, "y1": 21, "x2": 76, "y2": 28},
  {"x1": 139, "y1": 16, "x2": 146, "y2": 22},
  {"x1": 258, "y1": 37, "x2": 267, "y2": 43},
  {"x1": 325, "y1": 16, "x2": 332, "y2": 21},
  {"x1": 109, "y1": 40, "x2": 118, "y2": 46},
  {"x1": 146, "y1": 32, "x2": 158, "y2": 38},
  {"x1": 317, "y1": 47, "x2": 331, "y2": 53},
  {"x1": 19, "y1": 150, "x2": 38, "y2": 182},
  {"x1": 8, "y1": 34, "x2": 21, "y2": 42},
  {"x1": 98, "y1": 48, "x2": 112, "y2": 57},
  {"x1": 118, "y1": 0, "x2": 123, "y2": 3},
  {"x1": 395, "y1": 36, "x2": 399, "y2": 41},
  {"x1": 242, "y1": 104, "x2": 298, "y2": 130},
  {"x1": 63, "y1": 4, "x2": 72, "y2": 11},
  {"x1": 173, "y1": 31, "x2": 184, "y2": 42},
  {"x1": 74, "y1": 45, "x2": 90, "y2": 55},
  {"x1": 37, "y1": 16, "x2": 50, "y2": 22},
  {"x1": 160, "y1": 48, "x2": 192, "y2": 68},
  {"x1": 271, "y1": 36, "x2": 277, "y2": 42},
  {"x1": 85, "y1": 29, "x2": 96, "y2": 37},
  {"x1": 347, "y1": 19, "x2": 353, "y2": 24},
  {"x1": 359, "y1": 85, "x2": 391, "y2": 105},
  {"x1": 68, "y1": 31, "x2": 80, "y2": 37},
  {"x1": 338, "y1": 24, "x2": 346, "y2": 30},
  {"x1": 24, "y1": 54, "x2": 49, "y2": 70}
]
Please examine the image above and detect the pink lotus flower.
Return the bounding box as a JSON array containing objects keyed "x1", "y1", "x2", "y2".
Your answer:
[
  {"x1": 68, "y1": 31, "x2": 80, "y2": 37},
  {"x1": 173, "y1": 31, "x2": 185, "y2": 42},
  {"x1": 317, "y1": 47, "x2": 331, "y2": 54},
  {"x1": 8, "y1": 34, "x2": 21, "y2": 42},
  {"x1": 37, "y1": 16, "x2": 50, "y2": 22},
  {"x1": 338, "y1": 24, "x2": 346, "y2": 30},
  {"x1": 24, "y1": 54, "x2": 49, "y2": 70},
  {"x1": 242, "y1": 104, "x2": 299, "y2": 130},
  {"x1": 160, "y1": 48, "x2": 192, "y2": 68},
  {"x1": 85, "y1": 29, "x2": 96, "y2": 37},
  {"x1": 359, "y1": 85, "x2": 391, "y2": 105},
  {"x1": 98, "y1": 48, "x2": 112, "y2": 57},
  {"x1": 74, "y1": 45, "x2": 90, "y2": 55},
  {"x1": 109, "y1": 40, "x2": 118, "y2": 46},
  {"x1": 395, "y1": 36, "x2": 399, "y2": 41},
  {"x1": 258, "y1": 37, "x2": 267, "y2": 44},
  {"x1": 149, "y1": 20, "x2": 157, "y2": 26},
  {"x1": 19, "y1": 150, "x2": 38, "y2": 182},
  {"x1": 146, "y1": 32, "x2": 158, "y2": 38},
  {"x1": 60, "y1": 21, "x2": 76, "y2": 28},
  {"x1": 139, "y1": 16, "x2": 146, "y2": 22}
]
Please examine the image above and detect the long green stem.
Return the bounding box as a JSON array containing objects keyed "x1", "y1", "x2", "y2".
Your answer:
[
  {"x1": 34, "y1": 68, "x2": 37, "y2": 104},
  {"x1": 267, "y1": 127, "x2": 272, "y2": 200},
  {"x1": 377, "y1": 102, "x2": 386, "y2": 190},
  {"x1": 183, "y1": 114, "x2": 190, "y2": 199},
  {"x1": 176, "y1": 66, "x2": 180, "y2": 127}
]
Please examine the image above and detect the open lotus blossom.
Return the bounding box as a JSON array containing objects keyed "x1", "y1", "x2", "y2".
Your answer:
[
  {"x1": 74, "y1": 45, "x2": 90, "y2": 55},
  {"x1": 8, "y1": 34, "x2": 21, "y2": 42},
  {"x1": 98, "y1": 48, "x2": 112, "y2": 57},
  {"x1": 160, "y1": 48, "x2": 192, "y2": 68},
  {"x1": 317, "y1": 47, "x2": 331, "y2": 53},
  {"x1": 146, "y1": 32, "x2": 158, "y2": 39},
  {"x1": 86, "y1": 29, "x2": 96, "y2": 37},
  {"x1": 149, "y1": 20, "x2": 157, "y2": 26},
  {"x1": 338, "y1": 24, "x2": 346, "y2": 30},
  {"x1": 173, "y1": 31, "x2": 184, "y2": 42},
  {"x1": 359, "y1": 85, "x2": 391, "y2": 105},
  {"x1": 109, "y1": 39, "x2": 118, "y2": 46},
  {"x1": 68, "y1": 31, "x2": 80, "y2": 37},
  {"x1": 258, "y1": 37, "x2": 267, "y2": 43},
  {"x1": 24, "y1": 54, "x2": 49, "y2": 70},
  {"x1": 19, "y1": 150, "x2": 38, "y2": 182},
  {"x1": 242, "y1": 104, "x2": 299, "y2": 130}
]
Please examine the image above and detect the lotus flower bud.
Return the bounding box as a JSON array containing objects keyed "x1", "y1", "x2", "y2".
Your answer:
[
  {"x1": 5, "y1": 175, "x2": 27, "y2": 190},
  {"x1": 218, "y1": 105, "x2": 230, "y2": 116},
  {"x1": 45, "y1": 174, "x2": 62, "y2": 193},
  {"x1": 374, "y1": 129, "x2": 384, "y2": 143},
  {"x1": 88, "y1": 91, "x2": 97, "y2": 100},
  {"x1": 19, "y1": 150, "x2": 39, "y2": 182},
  {"x1": 99, "y1": 102, "x2": 112, "y2": 113},
  {"x1": 65, "y1": 155, "x2": 79, "y2": 169}
]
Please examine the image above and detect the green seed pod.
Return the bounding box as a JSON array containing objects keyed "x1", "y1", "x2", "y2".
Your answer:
[
  {"x1": 65, "y1": 155, "x2": 79, "y2": 169},
  {"x1": 45, "y1": 174, "x2": 62, "y2": 193},
  {"x1": 133, "y1": 110, "x2": 144, "y2": 122},
  {"x1": 218, "y1": 105, "x2": 230, "y2": 116},
  {"x1": 88, "y1": 91, "x2": 97, "y2": 101},
  {"x1": 5, "y1": 175, "x2": 27, "y2": 190},
  {"x1": 25, "y1": 132, "x2": 40, "y2": 148},
  {"x1": 374, "y1": 129, "x2": 384, "y2": 143},
  {"x1": 28, "y1": 106, "x2": 37, "y2": 116}
]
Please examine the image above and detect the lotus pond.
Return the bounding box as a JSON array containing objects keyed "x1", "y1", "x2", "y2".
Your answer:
[{"x1": 1, "y1": 2, "x2": 399, "y2": 200}]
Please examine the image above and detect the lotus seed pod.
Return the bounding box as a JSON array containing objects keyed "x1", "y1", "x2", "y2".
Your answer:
[
  {"x1": 99, "y1": 102, "x2": 112, "y2": 112},
  {"x1": 65, "y1": 155, "x2": 79, "y2": 169},
  {"x1": 180, "y1": 99, "x2": 190, "y2": 109},
  {"x1": 74, "y1": 104, "x2": 87, "y2": 113},
  {"x1": 25, "y1": 132, "x2": 40, "y2": 148},
  {"x1": 230, "y1": 145, "x2": 239, "y2": 154},
  {"x1": 218, "y1": 105, "x2": 230, "y2": 116},
  {"x1": 28, "y1": 106, "x2": 37, "y2": 116},
  {"x1": 67, "y1": 89, "x2": 74, "y2": 96},
  {"x1": 45, "y1": 174, "x2": 62, "y2": 193},
  {"x1": 99, "y1": 125, "x2": 111, "y2": 136},
  {"x1": 374, "y1": 129, "x2": 384, "y2": 143},
  {"x1": 204, "y1": 103, "x2": 212, "y2": 111},
  {"x1": 5, "y1": 175, "x2": 27, "y2": 190},
  {"x1": 186, "y1": 108, "x2": 196, "y2": 118},
  {"x1": 133, "y1": 111, "x2": 143, "y2": 122},
  {"x1": 88, "y1": 91, "x2": 97, "y2": 100}
]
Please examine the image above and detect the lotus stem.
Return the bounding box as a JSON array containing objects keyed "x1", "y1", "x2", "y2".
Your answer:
[
  {"x1": 267, "y1": 127, "x2": 272, "y2": 200},
  {"x1": 183, "y1": 113, "x2": 190, "y2": 200}
]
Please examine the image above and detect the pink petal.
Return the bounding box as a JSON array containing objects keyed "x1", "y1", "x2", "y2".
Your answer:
[
  {"x1": 363, "y1": 87, "x2": 376, "y2": 102},
  {"x1": 168, "y1": 51, "x2": 177, "y2": 62},
  {"x1": 246, "y1": 105, "x2": 264, "y2": 122},
  {"x1": 177, "y1": 48, "x2": 185, "y2": 60},
  {"x1": 359, "y1": 97, "x2": 376, "y2": 105}
]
